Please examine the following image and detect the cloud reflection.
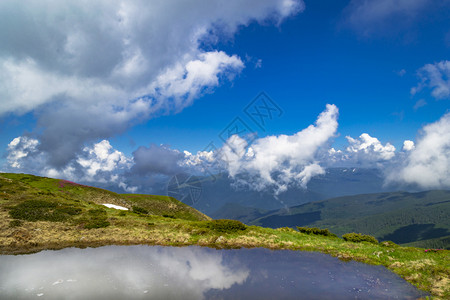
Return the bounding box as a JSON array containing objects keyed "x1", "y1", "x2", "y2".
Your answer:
[{"x1": 0, "y1": 245, "x2": 249, "y2": 299}]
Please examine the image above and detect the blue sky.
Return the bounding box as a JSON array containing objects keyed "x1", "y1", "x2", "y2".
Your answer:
[
  {"x1": 1, "y1": 0, "x2": 450, "y2": 194},
  {"x1": 109, "y1": 0, "x2": 449, "y2": 154}
]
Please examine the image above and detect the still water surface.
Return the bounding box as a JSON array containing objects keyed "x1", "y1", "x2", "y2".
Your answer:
[{"x1": 0, "y1": 246, "x2": 427, "y2": 299}]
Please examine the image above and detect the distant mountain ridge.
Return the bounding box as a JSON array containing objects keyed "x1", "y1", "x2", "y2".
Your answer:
[
  {"x1": 248, "y1": 190, "x2": 450, "y2": 249},
  {"x1": 192, "y1": 168, "x2": 395, "y2": 215}
]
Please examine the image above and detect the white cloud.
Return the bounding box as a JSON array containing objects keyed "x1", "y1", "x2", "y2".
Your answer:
[
  {"x1": 412, "y1": 60, "x2": 450, "y2": 99},
  {"x1": 0, "y1": 0, "x2": 303, "y2": 168},
  {"x1": 0, "y1": 0, "x2": 302, "y2": 115},
  {"x1": 183, "y1": 150, "x2": 215, "y2": 169},
  {"x1": 388, "y1": 112, "x2": 450, "y2": 189},
  {"x1": 323, "y1": 133, "x2": 397, "y2": 168},
  {"x1": 77, "y1": 140, "x2": 133, "y2": 181},
  {"x1": 402, "y1": 140, "x2": 415, "y2": 151},
  {"x1": 5, "y1": 137, "x2": 134, "y2": 189},
  {"x1": 295, "y1": 163, "x2": 325, "y2": 188},
  {"x1": 220, "y1": 104, "x2": 339, "y2": 194},
  {"x1": 0, "y1": 246, "x2": 249, "y2": 299},
  {"x1": 6, "y1": 136, "x2": 39, "y2": 168},
  {"x1": 346, "y1": 133, "x2": 396, "y2": 161},
  {"x1": 149, "y1": 51, "x2": 244, "y2": 112},
  {"x1": 118, "y1": 182, "x2": 138, "y2": 194},
  {"x1": 0, "y1": 57, "x2": 127, "y2": 116},
  {"x1": 44, "y1": 139, "x2": 134, "y2": 185}
]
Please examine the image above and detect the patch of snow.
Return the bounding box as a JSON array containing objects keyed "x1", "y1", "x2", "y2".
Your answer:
[
  {"x1": 102, "y1": 204, "x2": 128, "y2": 210},
  {"x1": 37, "y1": 293, "x2": 44, "y2": 297}
]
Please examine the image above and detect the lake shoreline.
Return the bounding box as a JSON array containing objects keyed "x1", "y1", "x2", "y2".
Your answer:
[
  {"x1": 1, "y1": 222, "x2": 449, "y2": 298},
  {"x1": 0, "y1": 245, "x2": 429, "y2": 299}
]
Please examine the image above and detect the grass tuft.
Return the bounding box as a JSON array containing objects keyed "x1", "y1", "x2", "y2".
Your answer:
[{"x1": 77, "y1": 209, "x2": 110, "y2": 229}]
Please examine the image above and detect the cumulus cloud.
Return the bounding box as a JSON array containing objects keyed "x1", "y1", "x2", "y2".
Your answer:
[
  {"x1": 0, "y1": 0, "x2": 303, "y2": 168},
  {"x1": 323, "y1": 133, "x2": 396, "y2": 168},
  {"x1": 411, "y1": 60, "x2": 450, "y2": 100},
  {"x1": 149, "y1": 51, "x2": 244, "y2": 112},
  {"x1": 182, "y1": 150, "x2": 218, "y2": 175},
  {"x1": 345, "y1": 133, "x2": 396, "y2": 161},
  {"x1": 387, "y1": 112, "x2": 450, "y2": 189},
  {"x1": 5, "y1": 138, "x2": 137, "y2": 190},
  {"x1": 342, "y1": 0, "x2": 431, "y2": 36},
  {"x1": 219, "y1": 104, "x2": 339, "y2": 194},
  {"x1": 6, "y1": 136, "x2": 40, "y2": 169},
  {"x1": 402, "y1": 140, "x2": 415, "y2": 151},
  {"x1": 77, "y1": 140, "x2": 133, "y2": 180},
  {"x1": 4, "y1": 135, "x2": 216, "y2": 193}
]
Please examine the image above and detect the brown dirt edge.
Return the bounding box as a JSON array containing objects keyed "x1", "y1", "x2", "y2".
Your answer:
[
  {"x1": 0, "y1": 240, "x2": 300, "y2": 256},
  {"x1": 2, "y1": 240, "x2": 448, "y2": 298}
]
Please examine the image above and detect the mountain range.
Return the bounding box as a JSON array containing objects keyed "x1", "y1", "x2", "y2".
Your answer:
[
  {"x1": 217, "y1": 190, "x2": 450, "y2": 249},
  {"x1": 191, "y1": 168, "x2": 395, "y2": 215}
]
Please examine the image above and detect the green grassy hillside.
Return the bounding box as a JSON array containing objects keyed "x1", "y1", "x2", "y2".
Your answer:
[
  {"x1": 249, "y1": 190, "x2": 450, "y2": 249},
  {"x1": 0, "y1": 173, "x2": 210, "y2": 222},
  {"x1": 0, "y1": 173, "x2": 449, "y2": 298}
]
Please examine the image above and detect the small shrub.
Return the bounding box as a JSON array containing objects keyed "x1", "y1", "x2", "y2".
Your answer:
[
  {"x1": 83, "y1": 219, "x2": 110, "y2": 229},
  {"x1": 206, "y1": 219, "x2": 247, "y2": 233},
  {"x1": 162, "y1": 214, "x2": 176, "y2": 219},
  {"x1": 57, "y1": 206, "x2": 82, "y2": 215},
  {"x1": 79, "y1": 209, "x2": 110, "y2": 229},
  {"x1": 9, "y1": 200, "x2": 81, "y2": 222},
  {"x1": 132, "y1": 206, "x2": 149, "y2": 215},
  {"x1": 9, "y1": 219, "x2": 23, "y2": 227},
  {"x1": 9, "y1": 200, "x2": 57, "y2": 221},
  {"x1": 118, "y1": 211, "x2": 127, "y2": 216},
  {"x1": 342, "y1": 232, "x2": 378, "y2": 244},
  {"x1": 297, "y1": 226, "x2": 338, "y2": 238}
]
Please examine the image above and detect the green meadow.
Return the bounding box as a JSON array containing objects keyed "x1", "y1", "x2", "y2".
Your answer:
[{"x1": 0, "y1": 173, "x2": 448, "y2": 298}]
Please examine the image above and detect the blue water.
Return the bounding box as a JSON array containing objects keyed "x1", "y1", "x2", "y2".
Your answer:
[{"x1": 0, "y1": 246, "x2": 427, "y2": 299}]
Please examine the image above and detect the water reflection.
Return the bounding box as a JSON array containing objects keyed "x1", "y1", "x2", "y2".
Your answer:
[{"x1": 0, "y1": 246, "x2": 426, "y2": 299}]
